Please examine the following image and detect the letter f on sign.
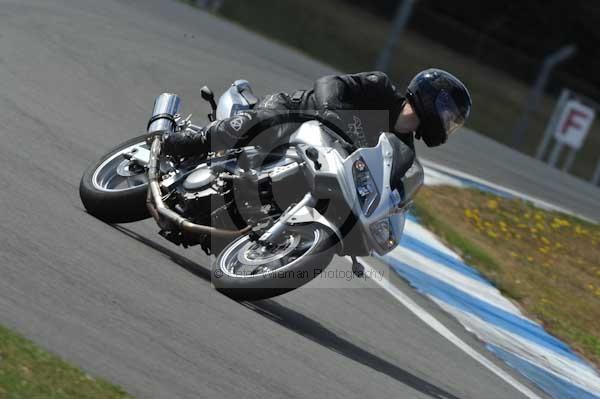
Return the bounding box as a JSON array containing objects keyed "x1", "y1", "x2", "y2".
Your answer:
[
  {"x1": 554, "y1": 100, "x2": 595, "y2": 150},
  {"x1": 561, "y1": 108, "x2": 590, "y2": 136}
]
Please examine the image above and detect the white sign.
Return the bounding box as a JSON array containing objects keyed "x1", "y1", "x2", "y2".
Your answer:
[{"x1": 553, "y1": 100, "x2": 595, "y2": 149}]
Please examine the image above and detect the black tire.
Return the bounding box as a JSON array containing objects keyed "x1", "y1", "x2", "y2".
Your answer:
[
  {"x1": 79, "y1": 134, "x2": 153, "y2": 223},
  {"x1": 212, "y1": 224, "x2": 337, "y2": 301}
]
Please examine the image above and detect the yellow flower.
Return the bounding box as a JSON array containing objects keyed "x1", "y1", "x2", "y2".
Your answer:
[
  {"x1": 538, "y1": 247, "x2": 549, "y2": 254},
  {"x1": 487, "y1": 230, "x2": 498, "y2": 238},
  {"x1": 595, "y1": 288, "x2": 600, "y2": 297},
  {"x1": 487, "y1": 199, "x2": 498, "y2": 210},
  {"x1": 510, "y1": 252, "x2": 518, "y2": 257},
  {"x1": 540, "y1": 237, "x2": 550, "y2": 245},
  {"x1": 527, "y1": 256, "x2": 533, "y2": 262},
  {"x1": 553, "y1": 217, "x2": 570, "y2": 227},
  {"x1": 535, "y1": 222, "x2": 545, "y2": 231}
]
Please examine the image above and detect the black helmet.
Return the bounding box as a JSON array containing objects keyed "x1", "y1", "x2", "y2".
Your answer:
[{"x1": 405, "y1": 69, "x2": 471, "y2": 147}]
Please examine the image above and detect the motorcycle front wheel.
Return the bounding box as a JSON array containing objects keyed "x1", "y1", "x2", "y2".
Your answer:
[
  {"x1": 79, "y1": 134, "x2": 152, "y2": 223},
  {"x1": 212, "y1": 224, "x2": 337, "y2": 301}
]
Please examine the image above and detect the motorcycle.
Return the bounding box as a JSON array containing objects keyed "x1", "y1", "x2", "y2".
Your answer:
[{"x1": 79, "y1": 80, "x2": 424, "y2": 300}]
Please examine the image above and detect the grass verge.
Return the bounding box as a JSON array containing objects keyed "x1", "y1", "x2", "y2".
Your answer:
[
  {"x1": 0, "y1": 324, "x2": 131, "y2": 399},
  {"x1": 414, "y1": 185, "x2": 600, "y2": 367}
]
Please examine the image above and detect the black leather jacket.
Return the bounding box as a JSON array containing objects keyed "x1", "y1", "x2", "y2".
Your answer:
[{"x1": 164, "y1": 71, "x2": 412, "y2": 156}]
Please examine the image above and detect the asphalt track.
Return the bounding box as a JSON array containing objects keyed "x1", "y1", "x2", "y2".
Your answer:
[{"x1": 0, "y1": 0, "x2": 564, "y2": 398}]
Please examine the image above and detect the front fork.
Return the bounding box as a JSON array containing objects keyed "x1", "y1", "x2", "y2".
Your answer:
[
  {"x1": 258, "y1": 193, "x2": 317, "y2": 244},
  {"x1": 258, "y1": 192, "x2": 344, "y2": 251}
]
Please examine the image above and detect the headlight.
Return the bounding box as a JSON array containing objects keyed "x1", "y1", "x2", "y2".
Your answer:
[
  {"x1": 353, "y1": 158, "x2": 380, "y2": 216},
  {"x1": 370, "y1": 218, "x2": 397, "y2": 252}
]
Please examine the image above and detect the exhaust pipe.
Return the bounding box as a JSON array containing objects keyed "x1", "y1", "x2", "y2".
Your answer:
[
  {"x1": 147, "y1": 93, "x2": 181, "y2": 135},
  {"x1": 146, "y1": 137, "x2": 250, "y2": 238}
]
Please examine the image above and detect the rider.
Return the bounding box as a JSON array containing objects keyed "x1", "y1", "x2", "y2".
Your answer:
[{"x1": 163, "y1": 69, "x2": 472, "y2": 159}]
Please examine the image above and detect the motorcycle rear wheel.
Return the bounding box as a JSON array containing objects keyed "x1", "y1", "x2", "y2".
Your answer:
[
  {"x1": 79, "y1": 134, "x2": 152, "y2": 223},
  {"x1": 212, "y1": 225, "x2": 337, "y2": 301}
]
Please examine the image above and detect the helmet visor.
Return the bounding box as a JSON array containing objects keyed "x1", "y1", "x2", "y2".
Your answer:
[{"x1": 435, "y1": 90, "x2": 465, "y2": 136}]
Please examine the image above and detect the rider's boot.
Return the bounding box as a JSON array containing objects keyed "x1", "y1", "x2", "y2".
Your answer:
[{"x1": 163, "y1": 127, "x2": 210, "y2": 157}]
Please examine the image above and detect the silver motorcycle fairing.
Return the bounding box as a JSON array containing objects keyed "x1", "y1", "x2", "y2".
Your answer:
[
  {"x1": 338, "y1": 134, "x2": 409, "y2": 255},
  {"x1": 291, "y1": 121, "x2": 423, "y2": 255},
  {"x1": 216, "y1": 80, "x2": 255, "y2": 120},
  {"x1": 285, "y1": 123, "x2": 421, "y2": 256}
]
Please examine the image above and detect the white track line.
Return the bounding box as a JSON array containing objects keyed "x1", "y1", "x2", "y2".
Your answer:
[{"x1": 357, "y1": 258, "x2": 544, "y2": 399}]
